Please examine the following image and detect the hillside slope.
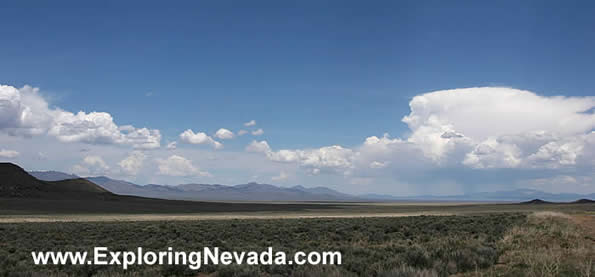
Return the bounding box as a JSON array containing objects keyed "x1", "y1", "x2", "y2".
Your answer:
[
  {"x1": 0, "y1": 163, "x2": 49, "y2": 198},
  {"x1": 1, "y1": 163, "x2": 112, "y2": 199}
]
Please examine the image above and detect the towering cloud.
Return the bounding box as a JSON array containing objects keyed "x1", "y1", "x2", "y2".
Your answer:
[
  {"x1": 402, "y1": 87, "x2": 594, "y2": 163},
  {"x1": 249, "y1": 87, "x2": 594, "y2": 177}
]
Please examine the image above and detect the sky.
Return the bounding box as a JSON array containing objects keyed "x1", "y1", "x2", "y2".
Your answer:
[{"x1": 0, "y1": 0, "x2": 594, "y2": 195}]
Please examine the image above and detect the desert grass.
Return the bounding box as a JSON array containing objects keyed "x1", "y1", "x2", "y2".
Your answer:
[{"x1": 462, "y1": 211, "x2": 595, "y2": 277}]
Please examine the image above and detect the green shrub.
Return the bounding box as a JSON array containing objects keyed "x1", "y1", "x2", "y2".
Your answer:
[{"x1": 0, "y1": 214, "x2": 526, "y2": 276}]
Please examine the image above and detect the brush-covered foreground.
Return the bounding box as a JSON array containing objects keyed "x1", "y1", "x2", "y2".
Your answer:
[
  {"x1": 0, "y1": 212, "x2": 592, "y2": 277},
  {"x1": 1, "y1": 214, "x2": 523, "y2": 276}
]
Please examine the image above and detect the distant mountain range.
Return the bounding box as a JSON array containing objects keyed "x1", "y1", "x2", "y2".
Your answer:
[
  {"x1": 2, "y1": 163, "x2": 328, "y2": 214},
  {"x1": 29, "y1": 171, "x2": 358, "y2": 201},
  {"x1": 86, "y1": 177, "x2": 358, "y2": 202},
  {"x1": 28, "y1": 171, "x2": 80, "y2": 181},
  {"x1": 2, "y1": 162, "x2": 593, "y2": 216},
  {"x1": 362, "y1": 189, "x2": 595, "y2": 202},
  {"x1": 29, "y1": 170, "x2": 595, "y2": 202}
]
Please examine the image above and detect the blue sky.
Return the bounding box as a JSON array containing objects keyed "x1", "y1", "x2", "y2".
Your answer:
[{"x1": 0, "y1": 1, "x2": 594, "y2": 195}]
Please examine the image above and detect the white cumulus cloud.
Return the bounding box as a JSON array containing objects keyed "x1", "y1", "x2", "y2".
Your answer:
[
  {"x1": 0, "y1": 84, "x2": 161, "y2": 149},
  {"x1": 463, "y1": 138, "x2": 522, "y2": 169},
  {"x1": 72, "y1": 155, "x2": 110, "y2": 176},
  {"x1": 156, "y1": 155, "x2": 210, "y2": 177},
  {"x1": 369, "y1": 161, "x2": 389, "y2": 169},
  {"x1": 118, "y1": 151, "x2": 146, "y2": 175},
  {"x1": 237, "y1": 130, "x2": 248, "y2": 136},
  {"x1": 246, "y1": 140, "x2": 272, "y2": 153},
  {"x1": 244, "y1": 120, "x2": 256, "y2": 127},
  {"x1": 251, "y1": 128, "x2": 264, "y2": 136},
  {"x1": 0, "y1": 85, "x2": 54, "y2": 136},
  {"x1": 246, "y1": 140, "x2": 354, "y2": 173},
  {"x1": 179, "y1": 129, "x2": 223, "y2": 149},
  {"x1": 526, "y1": 134, "x2": 590, "y2": 168},
  {"x1": 214, "y1": 128, "x2": 234, "y2": 140},
  {"x1": 166, "y1": 141, "x2": 177, "y2": 150},
  {"x1": 0, "y1": 149, "x2": 19, "y2": 158}
]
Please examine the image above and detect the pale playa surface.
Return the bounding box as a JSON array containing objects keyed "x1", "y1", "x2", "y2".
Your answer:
[{"x1": 0, "y1": 211, "x2": 453, "y2": 223}]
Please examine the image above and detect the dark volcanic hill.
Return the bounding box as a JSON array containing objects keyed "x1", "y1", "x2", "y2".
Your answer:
[
  {"x1": 521, "y1": 199, "x2": 552, "y2": 204},
  {"x1": 0, "y1": 163, "x2": 112, "y2": 199},
  {"x1": 572, "y1": 198, "x2": 595, "y2": 204},
  {"x1": 1, "y1": 163, "x2": 49, "y2": 198}
]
